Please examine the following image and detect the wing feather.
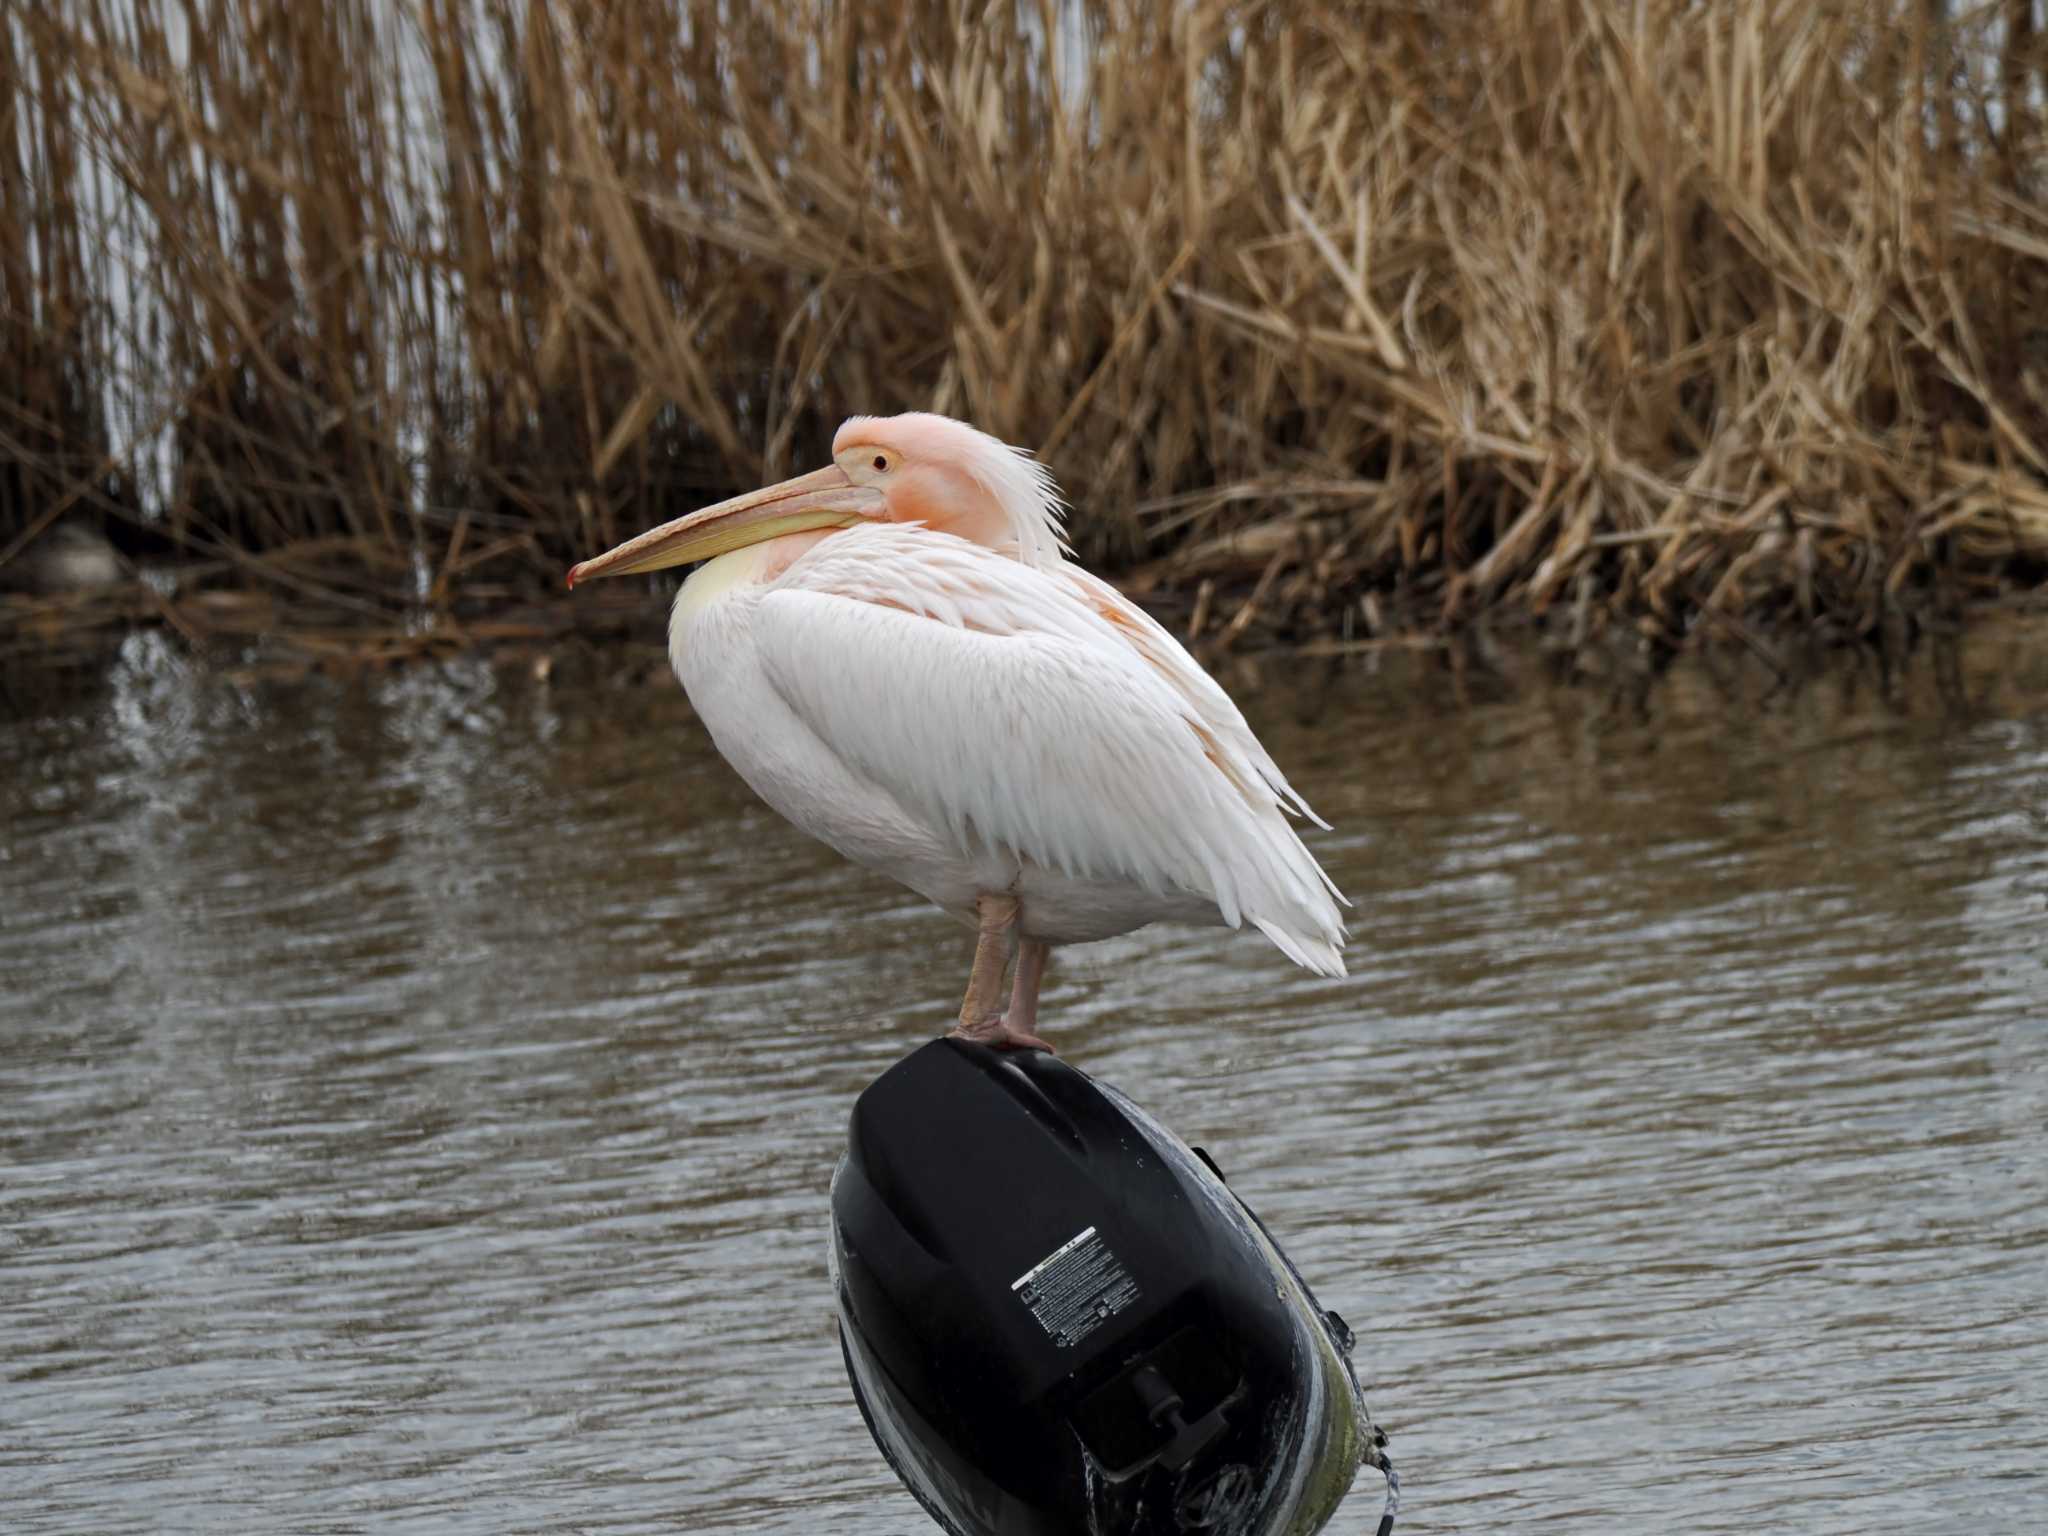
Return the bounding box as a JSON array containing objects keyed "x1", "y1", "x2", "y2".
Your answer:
[
  {"x1": 1060, "y1": 565, "x2": 1333, "y2": 830},
  {"x1": 750, "y1": 528, "x2": 1346, "y2": 972}
]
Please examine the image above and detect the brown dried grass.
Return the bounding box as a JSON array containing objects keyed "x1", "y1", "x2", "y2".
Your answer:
[{"x1": 5, "y1": 0, "x2": 2048, "y2": 660}]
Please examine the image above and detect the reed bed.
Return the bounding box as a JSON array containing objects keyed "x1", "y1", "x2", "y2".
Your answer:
[{"x1": 5, "y1": 0, "x2": 2048, "y2": 665}]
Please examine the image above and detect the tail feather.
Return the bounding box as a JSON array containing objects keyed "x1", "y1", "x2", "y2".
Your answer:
[{"x1": 1252, "y1": 915, "x2": 1348, "y2": 979}]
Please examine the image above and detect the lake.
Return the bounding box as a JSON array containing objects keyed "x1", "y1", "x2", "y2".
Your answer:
[{"x1": 4, "y1": 618, "x2": 2046, "y2": 1532}]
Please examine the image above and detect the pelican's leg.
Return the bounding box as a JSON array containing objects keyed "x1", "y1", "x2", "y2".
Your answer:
[
  {"x1": 952, "y1": 893, "x2": 1018, "y2": 1028},
  {"x1": 947, "y1": 895, "x2": 1053, "y2": 1053},
  {"x1": 1004, "y1": 938, "x2": 1053, "y2": 1050}
]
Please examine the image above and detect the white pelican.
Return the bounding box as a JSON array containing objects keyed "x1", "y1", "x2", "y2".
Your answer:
[{"x1": 568, "y1": 413, "x2": 1345, "y2": 1050}]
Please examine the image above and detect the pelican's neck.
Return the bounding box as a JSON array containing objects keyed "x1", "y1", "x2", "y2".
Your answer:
[
  {"x1": 669, "y1": 528, "x2": 835, "y2": 666},
  {"x1": 676, "y1": 529, "x2": 834, "y2": 614}
]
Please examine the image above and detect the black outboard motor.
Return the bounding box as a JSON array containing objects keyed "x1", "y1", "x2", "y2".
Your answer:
[{"x1": 829, "y1": 1040, "x2": 1389, "y2": 1536}]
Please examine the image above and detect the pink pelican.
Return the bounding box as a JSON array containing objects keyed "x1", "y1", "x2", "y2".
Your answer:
[{"x1": 568, "y1": 413, "x2": 1345, "y2": 1051}]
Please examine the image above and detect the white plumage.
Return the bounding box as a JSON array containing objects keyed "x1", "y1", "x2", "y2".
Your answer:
[{"x1": 570, "y1": 412, "x2": 1346, "y2": 1049}]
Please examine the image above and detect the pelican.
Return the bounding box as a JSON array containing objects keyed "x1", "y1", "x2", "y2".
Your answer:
[{"x1": 568, "y1": 413, "x2": 1345, "y2": 1050}]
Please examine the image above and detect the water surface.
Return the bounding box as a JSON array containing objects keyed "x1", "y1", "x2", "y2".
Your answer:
[{"x1": 4, "y1": 623, "x2": 2047, "y2": 1532}]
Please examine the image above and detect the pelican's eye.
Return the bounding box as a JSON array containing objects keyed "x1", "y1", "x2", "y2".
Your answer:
[{"x1": 871, "y1": 452, "x2": 890, "y2": 473}]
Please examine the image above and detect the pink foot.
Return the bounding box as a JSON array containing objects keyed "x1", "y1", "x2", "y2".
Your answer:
[{"x1": 948, "y1": 1016, "x2": 1058, "y2": 1054}]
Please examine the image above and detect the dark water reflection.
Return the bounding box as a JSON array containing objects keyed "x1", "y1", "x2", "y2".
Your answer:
[{"x1": 4, "y1": 621, "x2": 2046, "y2": 1533}]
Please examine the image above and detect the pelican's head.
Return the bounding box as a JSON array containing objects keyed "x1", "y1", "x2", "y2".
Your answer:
[{"x1": 565, "y1": 412, "x2": 1067, "y2": 587}]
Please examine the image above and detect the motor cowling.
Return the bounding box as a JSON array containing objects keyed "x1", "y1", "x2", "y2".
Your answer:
[{"x1": 829, "y1": 1039, "x2": 1371, "y2": 1536}]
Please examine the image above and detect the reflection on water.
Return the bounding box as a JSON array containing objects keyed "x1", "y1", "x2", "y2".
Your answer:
[{"x1": 3, "y1": 623, "x2": 2046, "y2": 1533}]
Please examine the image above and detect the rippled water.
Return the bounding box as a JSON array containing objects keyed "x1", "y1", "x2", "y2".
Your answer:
[{"x1": 4, "y1": 622, "x2": 2047, "y2": 1533}]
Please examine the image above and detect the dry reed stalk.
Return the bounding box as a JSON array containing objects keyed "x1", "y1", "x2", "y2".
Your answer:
[{"x1": 2, "y1": 0, "x2": 2045, "y2": 662}]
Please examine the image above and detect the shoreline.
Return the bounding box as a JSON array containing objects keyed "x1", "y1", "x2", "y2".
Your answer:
[{"x1": 7, "y1": 545, "x2": 2045, "y2": 706}]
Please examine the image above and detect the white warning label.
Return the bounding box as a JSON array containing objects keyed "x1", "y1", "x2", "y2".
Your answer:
[{"x1": 1011, "y1": 1226, "x2": 1140, "y2": 1348}]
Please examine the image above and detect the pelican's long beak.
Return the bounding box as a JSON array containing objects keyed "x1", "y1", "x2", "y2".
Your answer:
[{"x1": 566, "y1": 464, "x2": 883, "y2": 587}]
